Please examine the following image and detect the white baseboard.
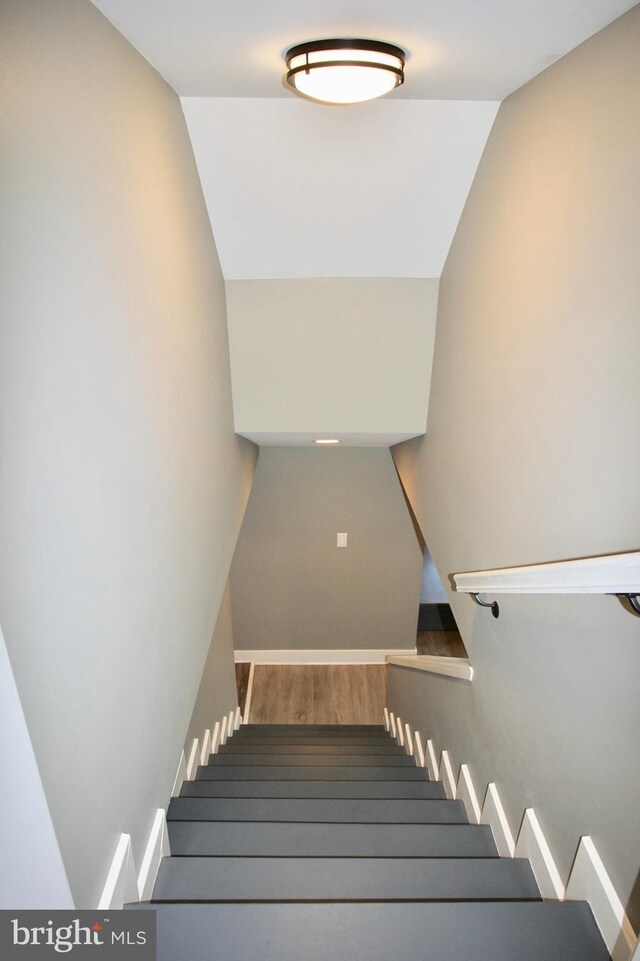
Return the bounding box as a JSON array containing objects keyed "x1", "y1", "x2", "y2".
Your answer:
[
  {"x1": 396, "y1": 721, "x2": 420, "y2": 769},
  {"x1": 99, "y1": 702, "x2": 241, "y2": 910},
  {"x1": 515, "y1": 809, "x2": 565, "y2": 900},
  {"x1": 99, "y1": 812, "x2": 170, "y2": 908},
  {"x1": 457, "y1": 764, "x2": 481, "y2": 824},
  {"x1": 389, "y1": 712, "x2": 397, "y2": 737},
  {"x1": 566, "y1": 837, "x2": 637, "y2": 961},
  {"x1": 199, "y1": 729, "x2": 211, "y2": 766},
  {"x1": 137, "y1": 809, "x2": 170, "y2": 902},
  {"x1": 210, "y1": 721, "x2": 221, "y2": 756},
  {"x1": 97, "y1": 834, "x2": 138, "y2": 910},
  {"x1": 186, "y1": 702, "x2": 240, "y2": 776},
  {"x1": 385, "y1": 699, "x2": 637, "y2": 953},
  {"x1": 425, "y1": 739, "x2": 439, "y2": 781},
  {"x1": 170, "y1": 751, "x2": 187, "y2": 798},
  {"x1": 413, "y1": 731, "x2": 426, "y2": 769},
  {"x1": 481, "y1": 782, "x2": 515, "y2": 857},
  {"x1": 234, "y1": 648, "x2": 416, "y2": 664},
  {"x1": 185, "y1": 737, "x2": 200, "y2": 781},
  {"x1": 403, "y1": 722, "x2": 414, "y2": 757},
  {"x1": 440, "y1": 750, "x2": 457, "y2": 799},
  {"x1": 244, "y1": 662, "x2": 256, "y2": 723}
]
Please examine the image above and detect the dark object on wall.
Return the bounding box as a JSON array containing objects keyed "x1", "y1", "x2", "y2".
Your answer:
[{"x1": 418, "y1": 603, "x2": 458, "y2": 632}]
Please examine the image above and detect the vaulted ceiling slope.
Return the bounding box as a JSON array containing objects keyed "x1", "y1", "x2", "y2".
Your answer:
[
  {"x1": 182, "y1": 98, "x2": 499, "y2": 278},
  {"x1": 90, "y1": 1, "x2": 635, "y2": 279}
]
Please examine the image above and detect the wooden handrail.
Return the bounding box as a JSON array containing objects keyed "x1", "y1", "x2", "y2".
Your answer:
[{"x1": 452, "y1": 550, "x2": 640, "y2": 618}]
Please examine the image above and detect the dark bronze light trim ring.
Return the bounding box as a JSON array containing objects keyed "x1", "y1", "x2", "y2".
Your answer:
[
  {"x1": 284, "y1": 38, "x2": 406, "y2": 95},
  {"x1": 285, "y1": 38, "x2": 406, "y2": 65}
]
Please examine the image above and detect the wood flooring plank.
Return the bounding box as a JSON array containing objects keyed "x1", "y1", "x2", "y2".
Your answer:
[
  {"x1": 235, "y1": 663, "x2": 251, "y2": 715},
  {"x1": 416, "y1": 631, "x2": 468, "y2": 658},
  {"x1": 248, "y1": 664, "x2": 386, "y2": 725}
]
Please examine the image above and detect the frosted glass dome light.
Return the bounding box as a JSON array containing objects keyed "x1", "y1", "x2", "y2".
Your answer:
[{"x1": 284, "y1": 39, "x2": 405, "y2": 105}]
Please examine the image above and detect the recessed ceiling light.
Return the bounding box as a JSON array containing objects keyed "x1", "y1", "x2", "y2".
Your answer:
[
  {"x1": 314, "y1": 438, "x2": 340, "y2": 445},
  {"x1": 284, "y1": 39, "x2": 405, "y2": 106}
]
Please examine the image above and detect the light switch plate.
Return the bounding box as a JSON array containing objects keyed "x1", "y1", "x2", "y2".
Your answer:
[{"x1": 337, "y1": 533, "x2": 348, "y2": 547}]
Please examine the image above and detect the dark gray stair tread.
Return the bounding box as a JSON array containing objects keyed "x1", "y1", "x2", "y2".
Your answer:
[
  {"x1": 208, "y1": 753, "x2": 414, "y2": 766},
  {"x1": 132, "y1": 902, "x2": 610, "y2": 961},
  {"x1": 233, "y1": 728, "x2": 392, "y2": 735},
  {"x1": 236, "y1": 727, "x2": 386, "y2": 737},
  {"x1": 196, "y1": 764, "x2": 429, "y2": 781},
  {"x1": 167, "y1": 796, "x2": 467, "y2": 823},
  {"x1": 241, "y1": 725, "x2": 385, "y2": 731},
  {"x1": 230, "y1": 735, "x2": 395, "y2": 746},
  {"x1": 152, "y1": 856, "x2": 540, "y2": 902},
  {"x1": 167, "y1": 821, "x2": 498, "y2": 857},
  {"x1": 181, "y1": 779, "x2": 443, "y2": 799},
  {"x1": 220, "y1": 743, "x2": 404, "y2": 755}
]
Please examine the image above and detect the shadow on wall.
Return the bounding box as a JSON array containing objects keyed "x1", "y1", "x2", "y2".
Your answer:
[
  {"x1": 393, "y1": 461, "x2": 464, "y2": 655},
  {"x1": 417, "y1": 547, "x2": 467, "y2": 657},
  {"x1": 418, "y1": 545, "x2": 457, "y2": 627}
]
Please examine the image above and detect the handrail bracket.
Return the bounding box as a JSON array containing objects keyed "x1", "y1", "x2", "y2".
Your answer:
[
  {"x1": 616, "y1": 593, "x2": 640, "y2": 617},
  {"x1": 470, "y1": 593, "x2": 500, "y2": 618}
]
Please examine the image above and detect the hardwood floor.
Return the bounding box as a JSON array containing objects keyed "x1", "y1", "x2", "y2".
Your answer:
[
  {"x1": 239, "y1": 635, "x2": 464, "y2": 726},
  {"x1": 235, "y1": 662, "x2": 251, "y2": 715},
  {"x1": 416, "y1": 630, "x2": 467, "y2": 658},
  {"x1": 248, "y1": 664, "x2": 386, "y2": 725}
]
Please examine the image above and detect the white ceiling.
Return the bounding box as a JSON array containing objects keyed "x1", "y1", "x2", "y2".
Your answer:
[
  {"x1": 236, "y1": 433, "x2": 423, "y2": 448},
  {"x1": 88, "y1": 0, "x2": 635, "y2": 441},
  {"x1": 183, "y1": 98, "x2": 499, "y2": 278},
  {"x1": 91, "y1": 0, "x2": 634, "y2": 100},
  {"x1": 90, "y1": 0, "x2": 634, "y2": 281}
]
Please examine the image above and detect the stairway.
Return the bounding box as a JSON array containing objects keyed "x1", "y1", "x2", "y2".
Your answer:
[{"x1": 139, "y1": 724, "x2": 610, "y2": 960}]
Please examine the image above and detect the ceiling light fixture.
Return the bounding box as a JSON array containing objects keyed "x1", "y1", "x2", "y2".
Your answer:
[
  {"x1": 314, "y1": 438, "x2": 340, "y2": 445},
  {"x1": 284, "y1": 39, "x2": 405, "y2": 105}
]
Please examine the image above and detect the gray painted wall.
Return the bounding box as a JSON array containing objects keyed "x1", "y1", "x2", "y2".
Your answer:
[
  {"x1": 185, "y1": 581, "x2": 239, "y2": 750},
  {"x1": 391, "y1": 7, "x2": 640, "y2": 927},
  {"x1": 225, "y1": 278, "x2": 439, "y2": 438},
  {"x1": 231, "y1": 447, "x2": 422, "y2": 651},
  {"x1": 420, "y1": 548, "x2": 448, "y2": 604},
  {"x1": 1, "y1": 0, "x2": 257, "y2": 907}
]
